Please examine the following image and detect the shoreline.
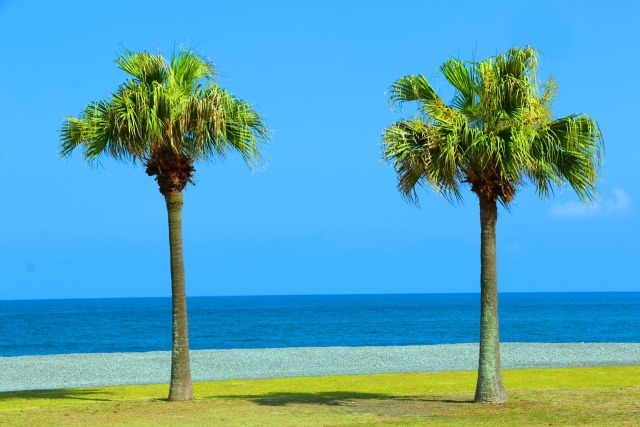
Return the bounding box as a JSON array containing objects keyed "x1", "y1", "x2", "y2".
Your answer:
[{"x1": 1, "y1": 342, "x2": 639, "y2": 392}]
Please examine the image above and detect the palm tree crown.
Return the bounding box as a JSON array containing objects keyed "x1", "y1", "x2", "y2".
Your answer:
[
  {"x1": 61, "y1": 47, "x2": 269, "y2": 194},
  {"x1": 383, "y1": 46, "x2": 602, "y2": 205}
]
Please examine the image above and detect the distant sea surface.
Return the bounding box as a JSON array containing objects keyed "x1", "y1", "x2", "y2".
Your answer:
[{"x1": 1, "y1": 293, "x2": 638, "y2": 357}]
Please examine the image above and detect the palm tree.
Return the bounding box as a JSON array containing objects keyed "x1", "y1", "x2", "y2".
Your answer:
[
  {"x1": 382, "y1": 47, "x2": 602, "y2": 403},
  {"x1": 60, "y1": 48, "x2": 269, "y2": 401}
]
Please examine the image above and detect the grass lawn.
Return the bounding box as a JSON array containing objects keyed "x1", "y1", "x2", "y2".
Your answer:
[{"x1": 1, "y1": 366, "x2": 639, "y2": 426}]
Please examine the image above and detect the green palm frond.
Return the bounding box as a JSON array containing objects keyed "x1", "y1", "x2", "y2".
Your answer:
[
  {"x1": 439, "y1": 58, "x2": 476, "y2": 113},
  {"x1": 180, "y1": 85, "x2": 267, "y2": 168},
  {"x1": 529, "y1": 114, "x2": 603, "y2": 202},
  {"x1": 476, "y1": 47, "x2": 538, "y2": 122},
  {"x1": 220, "y1": 94, "x2": 268, "y2": 168},
  {"x1": 389, "y1": 74, "x2": 439, "y2": 112},
  {"x1": 116, "y1": 50, "x2": 169, "y2": 85},
  {"x1": 383, "y1": 118, "x2": 463, "y2": 204},
  {"x1": 383, "y1": 119, "x2": 430, "y2": 203},
  {"x1": 170, "y1": 47, "x2": 216, "y2": 95}
]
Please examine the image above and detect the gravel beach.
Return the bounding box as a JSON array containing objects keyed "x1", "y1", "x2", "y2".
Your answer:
[{"x1": 1, "y1": 343, "x2": 639, "y2": 392}]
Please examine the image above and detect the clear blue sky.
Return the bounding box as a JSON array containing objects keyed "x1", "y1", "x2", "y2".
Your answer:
[{"x1": 1, "y1": 1, "x2": 638, "y2": 300}]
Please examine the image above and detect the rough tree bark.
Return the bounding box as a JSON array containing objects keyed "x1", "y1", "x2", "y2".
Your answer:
[
  {"x1": 474, "y1": 196, "x2": 507, "y2": 403},
  {"x1": 165, "y1": 191, "x2": 194, "y2": 401}
]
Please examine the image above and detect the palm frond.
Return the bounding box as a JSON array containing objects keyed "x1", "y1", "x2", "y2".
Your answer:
[
  {"x1": 179, "y1": 85, "x2": 269, "y2": 168},
  {"x1": 116, "y1": 50, "x2": 168, "y2": 86},
  {"x1": 382, "y1": 119, "x2": 429, "y2": 203},
  {"x1": 530, "y1": 114, "x2": 603, "y2": 202},
  {"x1": 170, "y1": 47, "x2": 216, "y2": 95},
  {"x1": 389, "y1": 74, "x2": 438, "y2": 111},
  {"x1": 439, "y1": 58, "x2": 476, "y2": 112},
  {"x1": 382, "y1": 118, "x2": 463, "y2": 204},
  {"x1": 60, "y1": 115, "x2": 90, "y2": 159},
  {"x1": 215, "y1": 88, "x2": 268, "y2": 168}
]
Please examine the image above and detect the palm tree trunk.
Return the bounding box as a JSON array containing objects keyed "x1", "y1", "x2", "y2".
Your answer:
[
  {"x1": 474, "y1": 196, "x2": 507, "y2": 403},
  {"x1": 165, "y1": 191, "x2": 194, "y2": 401}
]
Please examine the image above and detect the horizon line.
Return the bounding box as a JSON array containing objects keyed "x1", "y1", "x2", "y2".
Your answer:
[{"x1": 2, "y1": 290, "x2": 638, "y2": 303}]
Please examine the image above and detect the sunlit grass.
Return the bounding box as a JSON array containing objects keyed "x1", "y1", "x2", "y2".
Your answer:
[{"x1": 1, "y1": 366, "x2": 638, "y2": 426}]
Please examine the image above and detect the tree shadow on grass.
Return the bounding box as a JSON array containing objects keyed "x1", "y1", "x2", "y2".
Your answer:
[
  {"x1": 209, "y1": 391, "x2": 472, "y2": 407},
  {"x1": 0, "y1": 388, "x2": 115, "y2": 402}
]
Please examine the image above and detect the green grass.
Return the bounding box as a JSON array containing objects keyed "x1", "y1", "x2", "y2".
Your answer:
[{"x1": 1, "y1": 366, "x2": 639, "y2": 426}]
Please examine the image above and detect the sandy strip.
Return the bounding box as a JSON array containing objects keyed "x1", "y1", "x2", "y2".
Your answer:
[{"x1": 1, "y1": 343, "x2": 639, "y2": 392}]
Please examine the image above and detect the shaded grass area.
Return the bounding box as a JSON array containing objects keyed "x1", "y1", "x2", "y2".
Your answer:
[{"x1": 1, "y1": 366, "x2": 639, "y2": 426}]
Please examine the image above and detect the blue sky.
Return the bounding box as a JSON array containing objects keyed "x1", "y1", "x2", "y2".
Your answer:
[{"x1": 1, "y1": 1, "x2": 638, "y2": 300}]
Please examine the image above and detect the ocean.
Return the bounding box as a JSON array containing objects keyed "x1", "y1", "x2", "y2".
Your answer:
[{"x1": 1, "y1": 293, "x2": 638, "y2": 357}]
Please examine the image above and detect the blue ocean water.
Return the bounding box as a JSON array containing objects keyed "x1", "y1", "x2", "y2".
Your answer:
[{"x1": 0, "y1": 293, "x2": 638, "y2": 357}]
